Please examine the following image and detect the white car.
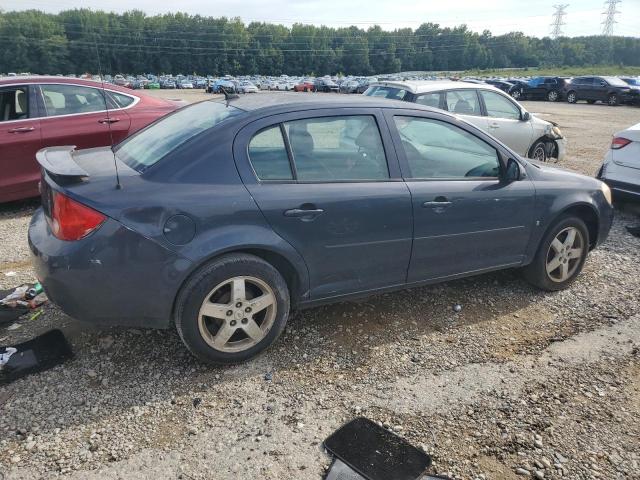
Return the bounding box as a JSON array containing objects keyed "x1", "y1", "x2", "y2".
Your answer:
[
  {"x1": 238, "y1": 81, "x2": 258, "y2": 93},
  {"x1": 364, "y1": 80, "x2": 567, "y2": 162},
  {"x1": 598, "y1": 122, "x2": 640, "y2": 201}
]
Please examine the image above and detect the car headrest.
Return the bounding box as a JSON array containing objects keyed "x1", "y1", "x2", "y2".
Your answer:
[
  {"x1": 289, "y1": 129, "x2": 314, "y2": 157},
  {"x1": 355, "y1": 123, "x2": 381, "y2": 151},
  {"x1": 454, "y1": 100, "x2": 474, "y2": 115}
]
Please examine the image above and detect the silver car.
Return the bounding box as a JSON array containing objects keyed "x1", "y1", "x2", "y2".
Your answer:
[{"x1": 364, "y1": 80, "x2": 567, "y2": 162}]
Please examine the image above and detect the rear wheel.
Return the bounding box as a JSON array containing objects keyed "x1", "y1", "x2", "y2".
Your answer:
[
  {"x1": 608, "y1": 94, "x2": 619, "y2": 106},
  {"x1": 547, "y1": 90, "x2": 559, "y2": 102},
  {"x1": 523, "y1": 216, "x2": 589, "y2": 291},
  {"x1": 511, "y1": 89, "x2": 521, "y2": 100},
  {"x1": 566, "y1": 91, "x2": 577, "y2": 103},
  {"x1": 175, "y1": 254, "x2": 290, "y2": 364}
]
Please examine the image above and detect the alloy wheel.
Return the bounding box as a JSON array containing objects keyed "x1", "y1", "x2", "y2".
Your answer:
[
  {"x1": 532, "y1": 144, "x2": 547, "y2": 162},
  {"x1": 512, "y1": 90, "x2": 521, "y2": 99},
  {"x1": 545, "y1": 227, "x2": 584, "y2": 283},
  {"x1": 608, "y1": 95, "x2": 618, "y2": 106},
  {"x1": 198, "y1": 276, "x2": 277, "y2": 353},
  {"x1": 547, "y1": 91, "x2": 558, "y2": 102},
  {"x1": 567, "y1": 92, "x2": 576, "y2": 103}
]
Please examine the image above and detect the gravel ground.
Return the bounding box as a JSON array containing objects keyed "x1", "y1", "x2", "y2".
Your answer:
[{"x1": 1, "y1": 97, "x2": 640, "y2": 480}]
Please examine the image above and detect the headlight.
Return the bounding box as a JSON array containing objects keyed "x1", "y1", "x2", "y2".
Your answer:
[
  {"x1": 600, "y1": 181, "x2": 613, "y2": 205},
  {"x1": 551, "y1": 126, "x2": 563, "y2": 139}
]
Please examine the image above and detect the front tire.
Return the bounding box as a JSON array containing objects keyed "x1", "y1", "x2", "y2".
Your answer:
[
  {"x1": 547, "y1": 90, "x2": 559, "y2": 102},
  {"x1": 566, "y1": 91, "x2": 577, "y2": 103},
  {"x1": 528, "y1": 140, "x2": 548, "y2": 162},
  {"x1": 523, "y1": 216, "x2": 589, "y2": 291},
  {"x1": 608, "y1": 94, "x2": 619, "y2": 106},
  {"x1": 175, "y1": 254, "x2": 290, "y2": 364}
]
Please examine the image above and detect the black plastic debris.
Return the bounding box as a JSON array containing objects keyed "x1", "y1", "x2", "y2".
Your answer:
[
  {"x1": 324, "y1": 417, "x2": 432, "y2": 480},
  {"x1": 325, "y1": 458, "x2": 367, "y2": 480},
  {"x1": 0, "y1": 330, "x2": 73, "y2": 385}
]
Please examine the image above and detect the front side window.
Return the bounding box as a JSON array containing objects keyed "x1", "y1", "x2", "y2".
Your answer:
[
  {"x1": 40, "y1": 84, "x2": 106, "y2": 116},
  {"x1": 115, "y1": 101, "x2": 243, "y2": 171},
  {"x1": 445, "y1": 90, "x2": 481, "y2": 116},
  {"x1": 284, "y1": 115, "x2": 389, "y2": 181},
  {"x1": 248, "y1": 126, "x2": 293, "y2": 180},
  {"x1": 479, "y1": 91, "x2": 521, "y2": 120},
  {"x1": 414, "y1": 92, "x2": 443, "y2": 109},
  {"x1": 0, "y1": 86, "x2": 28, "y2": 122},
  {"x1": 393, "y1": 116, "x2": 500, "y2": 179}
]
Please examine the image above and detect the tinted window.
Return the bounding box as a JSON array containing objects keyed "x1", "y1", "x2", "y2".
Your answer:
[
  {"x1": 248, "y1": 126, "x2": 293, "y2": 180},
  {"x1": 445, "y1": 90, "x2": 481, "y2": 116},
  {"x1": 363, "y1": 86, "x2": 408, "y2": 100},
  {"x1": 394, "y1": 116, "x2": 500, "y2": 179},
  {"x1": 40, "y1": 84, "x2": 106, "y2": 116},
  {"x1": 284, "y1": 116, "x2": 388, "y2": 181},
  {"x1": 115, "y1": 101, "x2": 243, "y2": 171},
  {"x1": 480, "y1": 91, "x2": 521, "y2": 120},
  {"x1": 415, "y1": 92, "x2": 442, "y2": 108},
  {"x1": 0, "y1": 87, "x2": 28, "y2": 121},
  {"x1": 109, "y1": 91, "x2": 135, "y2": 108},
  {"x1": 602, "y1": 76, "x2": 627, "y2": 87}
]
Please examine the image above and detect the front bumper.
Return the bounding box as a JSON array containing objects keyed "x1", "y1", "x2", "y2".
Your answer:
[
  {"x1": 28, "y1": 208, "x2": 193, "y2": 329},
  {"x1": 554, "y1": 136, "x2": 567, "y2": 162}
]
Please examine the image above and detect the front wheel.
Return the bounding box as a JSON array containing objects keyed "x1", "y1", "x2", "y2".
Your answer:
[
  {"x1": 528, "y1": 140, "x2": 548, "y2": 162},
  {"x1": 175, "y1": 254, "x2": 290, "y2": 364},
  {"x1": 511, "y1": 89, "x2": 521, "y2": 100},
  {"x1": 547, "y1": 90, "x2": 559, "y2": 102},
  {"x1": 566, "y1": 91, "x2": 577, "y2": 103},
  {"x1": 608, "y1": 94, "x2": 619, "y2": 106},
  {"x1": 523, "y1": 216, "x2": 589, "y2": 291}
]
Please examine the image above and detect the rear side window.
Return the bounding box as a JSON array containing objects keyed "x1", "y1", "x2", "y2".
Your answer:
[
  {"x1": 0, "y1": 87, "x2": 28, "y2": 121},
  {"x1": 479, "y1": 91, "x2": 521, "y2": 120},
  {"x1": 445, "y1": 90, "x2": 481, "y2": 116},
  {"x1": 115, "y1": 101, "x2": 243, "y2": 171},
  {"x1": 414, "y1": 92, "x2": 442, "y2": 109},
  {"x1": 248, "y1": 126, "x2": 293, "y2": 180},
  {"x1": 284, "y1": 116, "x2": 389, "y2": 181},
  {"x1": 109, "y1": 92, "x2": 136, "y2": 108},
  {"x1": 394, "y1": 116, "x2": 499, "y2": 179},
  {"x1": 40, "y1": 84, "x2": 106, "y2": 116}
]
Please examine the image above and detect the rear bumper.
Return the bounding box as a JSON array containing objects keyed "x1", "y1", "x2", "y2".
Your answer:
[{"x1": 28, "y1": 208, "x2": 193, "y2": 328}]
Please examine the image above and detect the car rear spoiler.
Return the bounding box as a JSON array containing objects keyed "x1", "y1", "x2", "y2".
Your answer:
[{"x1": 36, "y1": 146, "x2": 89, "y2": 179}]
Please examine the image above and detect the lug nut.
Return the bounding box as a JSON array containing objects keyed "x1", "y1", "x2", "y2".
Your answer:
[
  {"x1": 230, "y1": 320, "x2": 237, "y2": 326},
  {"x1": 241, "y1": 318, "x2": 248, "y2": 324},
  {"x1": 235, "y1": 302, "x2": 242, "y2": 308},
  {"x1": 245, "y1": 307, "x2": 252, "y2": 313},
  {"x1": 226, "y1": 310, "x2": 233, "y2": 317}
]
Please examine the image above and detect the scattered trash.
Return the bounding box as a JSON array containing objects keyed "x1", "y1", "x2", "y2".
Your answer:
[
  {"x1": 324, "y1": 417, "x2": 432, "y2": 480},
  {"x1": 325, "y1": 457, "x2": 366, "y2": 480},
  {"x1": 627, "y1": 225, "x2": 640, "y2": 238},
  {"x1": 192, "y1": 397, "x2": 202, "y2": 408},
  {"x1": 0, "y1": 330, "x2": 73, "y2": 385},
  {"x1": 453, "y1": 304, "x2": 463, "y2": 313},
  {"x1": 26, "y1": 282, "x2": 44, "y2": 300},
  {"x1": 264, "y1": 372, "x2": 273, "y2": 381},
  {"x1": 7, "y1": 323, "x2": 21, "y2": 331},
  {"x1": 4, "y1": 271, "x2": 17, "y2": 277},
  {"x1": 0, "y1": 284, "x2": 47, "y2": 326}
]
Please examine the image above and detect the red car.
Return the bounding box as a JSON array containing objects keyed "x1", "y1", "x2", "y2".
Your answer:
[
  {"x1": 0, "y1": 77, "x2": 180, "y2": 202},
  {"x1": 293, "y1": 81, "x2": 315, "y2": 92}
]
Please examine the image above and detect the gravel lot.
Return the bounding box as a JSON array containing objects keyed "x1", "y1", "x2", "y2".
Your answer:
[{"x1": 1, "y1": 94, "x2": 640, "y2": 480}]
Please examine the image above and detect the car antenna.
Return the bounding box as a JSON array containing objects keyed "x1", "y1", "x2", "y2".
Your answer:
[{"x1": 93, "y1": 34, "x2": 122, "y2": 190}]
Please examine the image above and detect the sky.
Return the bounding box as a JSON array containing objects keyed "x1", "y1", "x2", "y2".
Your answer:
[{"x1": 3, "y1": 0, "x2": 640, "y2": 37}]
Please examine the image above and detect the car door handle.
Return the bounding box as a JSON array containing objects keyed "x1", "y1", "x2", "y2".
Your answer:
[
  {"x1": 98, "y1": 118, "x2": 120, "y2": 124},
  {"x1": 488, "y1": 122, "x2": 500, "y2": 129},
  {"x1": 8, "y1": 126, "x2": 35, "y2": 133},
  {"x1": 423, "y1": 197, "x2": 452, "y2": 208},
  {"x1": 283, "y1": 208, "x2": 324, "y2": 218}
]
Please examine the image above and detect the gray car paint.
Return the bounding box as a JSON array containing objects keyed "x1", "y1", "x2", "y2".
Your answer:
[{"x1": 28, "y1": 94, "x2": 614, "y2": 329}]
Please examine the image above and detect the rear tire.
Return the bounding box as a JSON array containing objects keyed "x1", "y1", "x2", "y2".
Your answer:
[
  {"x1": 566, "y1": 91, "x2": 577, "y2": 103},
  {"x1": 523, "y1": 216, "x2": 589, "y2": 291},
  {"x1": 547, "y1": 90, "x2": 559, "y2": 102},
  {"x1": 608, "y1": 94, "x2": 619, "y2": 106},
  {"x1": 175, "y1": 254, "x2": 290, "y2": 364}
]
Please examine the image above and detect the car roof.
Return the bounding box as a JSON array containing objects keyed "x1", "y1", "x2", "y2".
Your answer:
[
  {"x1": 0, "y1": 75, "x2": 136, "y2": 94},
  {"x1": 223, "y1": 91, "x2": 437, "y2": 114},
  {"x1": 368, "y1": 80, "x2": 503, "y2": 95}
]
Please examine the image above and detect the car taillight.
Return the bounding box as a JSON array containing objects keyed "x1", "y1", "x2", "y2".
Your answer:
[
  {"x1": 49, "y1": 191, "x2": 106, "y2": 241},
  {"x1": 611, "y1": 137, "x2": 632, "y2": 150}
]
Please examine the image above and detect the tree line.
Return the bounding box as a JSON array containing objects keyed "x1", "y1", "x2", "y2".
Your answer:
[{"x1": 1, "y1": 9, "x2": 639, "y2": 76}]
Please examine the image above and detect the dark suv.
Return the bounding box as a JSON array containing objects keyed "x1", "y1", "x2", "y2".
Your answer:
[
  {"x1": 314, "y1": 78, "x2": 339, "y2": 93},
  {"x1": 522, "y1": 76, "x2": 571, "y2": 102},
  {"x1": 564, "y1": 76, "x2": 635, "y2": 106}
]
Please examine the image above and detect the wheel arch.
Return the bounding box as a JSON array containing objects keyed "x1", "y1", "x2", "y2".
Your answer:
[{"x1": 557, "y1": 203, "x2": 599, "y2": 249}]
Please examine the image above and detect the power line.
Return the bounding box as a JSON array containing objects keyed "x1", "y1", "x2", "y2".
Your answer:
[
  {"x1": 550, "y1": 4, "x2": 569, "y2": 39},
  {"x1": 602, "y1": 0, "x2": 621, "y2": 36}
]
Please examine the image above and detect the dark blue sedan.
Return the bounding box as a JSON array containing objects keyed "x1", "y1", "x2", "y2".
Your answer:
[{"x1": 28, "y1": 93, "x2": 614, "y2": 364}]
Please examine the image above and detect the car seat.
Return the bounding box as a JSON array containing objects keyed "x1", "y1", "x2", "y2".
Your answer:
[
  {"x1": 453, "y1": 99, "x2": 474, "y2": 115},
  {"x1": 15, "y1": 91, "x2": 28, "y2": 119}
]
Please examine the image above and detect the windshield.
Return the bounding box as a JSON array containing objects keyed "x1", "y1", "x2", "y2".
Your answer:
[
  {"x1": 622, "y1": 78, "x2": 640, "y2": 86},
  {"x1": 603, "y1": 76, "x2": 628, "y2": 87},
  {"x1": 363, "y1": 85, "x2": 408, "y2": 100},
  {"x1": 115, "y1": 101, "x2": 243, "y2": 172}
]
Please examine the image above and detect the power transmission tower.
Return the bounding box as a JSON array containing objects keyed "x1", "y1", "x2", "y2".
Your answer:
[
  {"x1": 550, "y1": 4, "x2": 569, "y2": 39},
  {"x1": 602, "y1": 0, "x2": 621, "y2": 36}
]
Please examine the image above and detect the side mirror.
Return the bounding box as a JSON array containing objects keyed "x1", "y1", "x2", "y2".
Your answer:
[
  {"x1": 521, "y1": 111, "x2": 531, "y2": 122},
  {"x1": 504, "y1": 158, "x2": 521, "y2": 183},
  {"x1": 600, "y1": 81, "x2": 606, "y2": 87}
]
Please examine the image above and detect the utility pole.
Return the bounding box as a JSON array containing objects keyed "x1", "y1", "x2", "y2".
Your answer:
[
  {"x1": 602, "y1": 0, "x2": 621, "y2": 36},
  {"x1": 550, "y1": 4, "x2": 569, "y2": 39}
]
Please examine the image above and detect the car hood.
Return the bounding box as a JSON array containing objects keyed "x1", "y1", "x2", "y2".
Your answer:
[{"x1": 528, "y1": 159, "x2": 603, "y2": 187}]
